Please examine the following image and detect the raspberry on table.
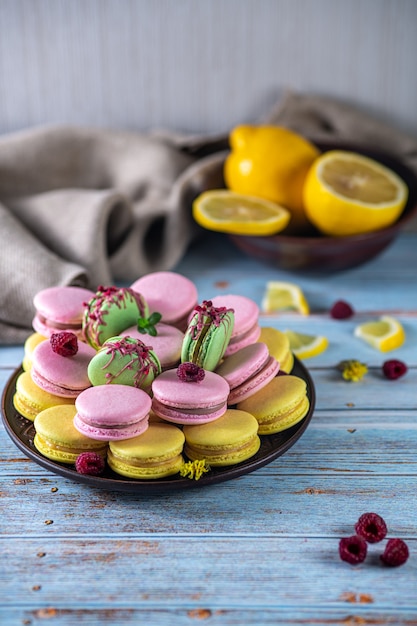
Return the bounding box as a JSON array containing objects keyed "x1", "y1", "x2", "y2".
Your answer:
[
  {"x1": 339, "y1": 535, "x2": 368, "y2": 565},
  {"x1": 382, "y1": 359, "x2": 408, "y2": 380},
  {"x1": 50, "y1": 331, "x2": 78, "y2": 357},
  {"x1": 380, "y1": 538, "x2": 409, "y2": 567},
  {"x1": 330, "y1": 300, "x2": 354, "y2": 319},
  {"x1": 75, "y1": 452, "x2": 105, "y2": 476},
  {"x1": 355, "y1": 512, "x2": 387, "y2": 543}
]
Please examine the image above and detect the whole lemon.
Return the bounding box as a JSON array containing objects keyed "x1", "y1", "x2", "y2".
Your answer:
[{"x1": 224, "y1": 125, "x2": 320, "y2": 232}]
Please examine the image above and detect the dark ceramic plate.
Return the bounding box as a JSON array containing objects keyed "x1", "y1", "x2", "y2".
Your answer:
[
  {"x1": 1, "y1": 359, "x2": 315, "y2": 493},
  {"x1": 188, "y1": 142, "x2": 417, "y2": 272}
]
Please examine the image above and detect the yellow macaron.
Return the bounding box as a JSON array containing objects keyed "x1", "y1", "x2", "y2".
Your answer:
[
  {"x1": 22, "y1": 332, "x2": 47, "y2": 371},
  {"x1": 34, "y1": 405, "x2": 108, "y2": 463},
  {"x1": 237, "y1": 375, "x2": 309, "y2": 435},
  {"x1": 258, "y1": 327, "x2": 294, "y2": 373},
  {"x1": 183, "y1": 409, "x2": 260, "y2": 466},
  {"x1": 108, "y1": 423, "x2": 185, "y2": 479},
  {"x1": 13, "y1": 371, "x2": 75, "y2": 421}
]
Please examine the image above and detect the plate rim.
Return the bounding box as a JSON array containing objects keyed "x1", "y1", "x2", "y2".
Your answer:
[{"x1": 1, "y1": 358, "x2": 315, "y2": 493}]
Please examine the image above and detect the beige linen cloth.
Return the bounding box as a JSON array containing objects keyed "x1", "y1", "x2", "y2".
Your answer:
[{"x1": 1, "y1": 91, "x2": 417, "y2": 344}]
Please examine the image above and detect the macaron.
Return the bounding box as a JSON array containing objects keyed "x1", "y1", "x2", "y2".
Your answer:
[
  {"x1": 34, "y1": 405, "x2": 108, "y2": 463},
  {"x1": 121, "y1": 322, "x2": 184, "y2": 370},
  {"x1": 211, "y1": 294, "x2": 261, "y2": 356},
  {"x1": 183, "y1": 408, "x2": 261, "y2": 466},
  {"x1": 181, "y1": 300, "x2": 235, "y2": 371},
  {"x1": 258, "y1": 326, "x2": 294, "y2": 373},
  {"x1": 32, "y1": 286, "x2": 95, "y2": 339},
  {"x1": 151, "y1": 365, "x2": 230, "y2": 425},
  {"x1": 22, "y1": 332, "x2": 47, "y2": 371},
  {"x1": 237, "y1": 375, "x2": 310, "y2": 435},
  {"x1": 31, "y1": 336, "x2": 96, "y2": 398},
  {"x1": 74, "y1": 384, "x2": 151, "y2": 441},
  {"x1": 130, "y1": 271, "x2": 198, "y2": 331},
  {"x1": 108, "y1": 422, "x2": 185, "y2": 479},
  {"x1": 87, "y1": 336, "x2": 161, "y2": 391},
  {"x1": 215, "y1": 342, "x2": 279, "y2": 405},
  {"x1": 82, "y1": 285, "x2": 149, "y2": 350},
  {"x1": 13, "y1": 371, "x2": 75, "y2": 421}
]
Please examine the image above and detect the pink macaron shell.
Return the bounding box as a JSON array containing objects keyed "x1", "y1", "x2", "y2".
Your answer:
[
  {"x1": 224, "y1": 323, "x2": 261, "y2": 356},
  {"x1": 31, "y1": 340, "x2": 96, "y2": 397},
  {"x1": 151, "y1": 398, "x2": 227, "y2": 425},
  {"x1": 210, "y1": 294, "x2": 259, "y2": 338},
  {"x1": 227, "y1": 355, "x2": 279, "y2": 405},
  {"x1": 216, "y1": 342, "x2": 271, "y2": 388},
  {"x1": 130, "y1": 272, "x2": 198, "y2": 329},
  {"x1": 121, "y1": 323, "x2": 184, "y2": 370},
  {"x1": 32, "y1": 286, "x2": 95, "y2": 338},
  {"x1": 73, "y1": 413, "x2": 149, "y2": 441}
]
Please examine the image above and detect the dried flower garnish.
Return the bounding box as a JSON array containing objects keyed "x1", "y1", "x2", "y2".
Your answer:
[
  {"x1": 177, "y1": 362, "x2": 205, "y2": 383},
  {"x1": 338, "y1": 359, "x2": 368, "y2": 382},
  {"x1": 50, "y1": 331, "x2": 78, "y2": 357},
  {"x1": 180, "y1": 459, "x2": 210, "y2": 480},
  {"x1": 137, "y1": 311, "x2": 162, "y2": 336},
  {"x1": 190, "y1": 300, "x2": 234, "y2": 339},
  {"x1": 382, "y1": 359, "x2": 408, "y2": 380},
  {"x1": 330, "y1": 300, "x2": 355, "y2": 319}
]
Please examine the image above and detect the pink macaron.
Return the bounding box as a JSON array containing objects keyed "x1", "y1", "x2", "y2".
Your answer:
[
  {"x1": 74, "y1": 384, "x2": 151, "y2": 441},
  {"x1": 32, "y1": 286, "x2": 95, "y2": 339},
  {"x1": 210, "y1": 294, "x2": 261, "y2": 356},
  {"x1": 31, "y1": 336, "x2": 96, "y2": 398},
  {"x1": 216, "y1": 342, "x2": 279, "y2": 405},
  {"x1": 151, "y1": 365, "x2": 230, "y2": 425},
  {"x1": 121, "y1": 322, "x2": 184, "y2": 370},
  {"x1": 130, "y1": 272, "x2": 198, "y2": 331}
]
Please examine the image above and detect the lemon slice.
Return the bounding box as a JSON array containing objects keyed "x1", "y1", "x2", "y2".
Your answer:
[
  {"x1": 354, "y1": 315, "x2": 405, "y2": 352},
  {"x1": 303, "y1": 150, "x2": 409, "y2": 236},
  {"x1": 262, "y1": 281, "x2": 309, "y2": 315},
  {"x1": 192, "y1": 190, "x2": 291, "y2": 236},
  {"x1": 284, "y1": 330, "x2": 329, "y2": 359}
]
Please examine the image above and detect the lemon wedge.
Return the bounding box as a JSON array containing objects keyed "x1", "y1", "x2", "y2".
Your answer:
[
  {"x1": 303, "y1": 150, "x2": 409, "y2": 236},
  {"x1": 354, "y1": 315, "x2": 405, "y2": 352},
  {"x1": 262, "y1": 281, "x2": 310, "y2": 315},
  {"x1": 284, "y1": 330, "x2": 329, "y2": 359},
  {"x1": 192, "y1": 190, "x2": 291, "y2": 236}
]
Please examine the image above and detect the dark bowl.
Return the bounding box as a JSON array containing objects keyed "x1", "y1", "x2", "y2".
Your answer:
[{"x1": 188, "y1": 141, "x2": 417, "y2": 273}]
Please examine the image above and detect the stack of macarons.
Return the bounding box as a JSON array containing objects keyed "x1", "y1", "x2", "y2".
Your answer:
[{"x1": 14, "y1": 270, "x2": 311, "y2": 481}]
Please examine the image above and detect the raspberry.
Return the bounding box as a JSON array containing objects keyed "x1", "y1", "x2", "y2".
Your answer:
[
  {"x1": 177, "y1": 362, "x2": 205, "y2": 383},
  {"x1": 75, "y1": 452, "x2": 105, "y2": 476},
  {"x1": 330, "y1": 300, "x2": 354, "y2": 319},
  {"x1": 339, "y1": 535, "x2": 367, "y2": 565},
  {"x1": 355, "y1": 512, "x2": 387, "y2": 543},
  {"x1": 50, "y1": 331, "x2": 78, "y2": 357},
  {"x1": 382, "y1": 359, "x2": 408, "y2": 380},
  {"x1": 380, "y1": 538, "x2": 409, "y2": 567}
]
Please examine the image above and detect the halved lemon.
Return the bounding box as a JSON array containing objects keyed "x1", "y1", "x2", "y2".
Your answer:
[
  {"x1": 262, "y1": 281, "x2": 310, "y2": 315},
  {"x1": 284, "y1": 330, "x2": 329, "y2": 359},
  {"x1": 303, "y1": 150, "x2": 409, "y2": 236},
  {"x1": 192, "y1": 190, "x2": 291, "y2": 236},
  {"x1": 354, "y1": 315, "x2": 405, "y2": 352}
]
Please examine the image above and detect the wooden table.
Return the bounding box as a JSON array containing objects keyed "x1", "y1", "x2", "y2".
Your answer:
[{"x1": 1, "y1": 232, "x2": 416, "y2": 625}]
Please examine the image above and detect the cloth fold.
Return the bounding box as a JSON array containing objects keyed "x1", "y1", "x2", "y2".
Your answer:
[{"x1": 1, "y1": 92, "x2": 416, "y2": 344}]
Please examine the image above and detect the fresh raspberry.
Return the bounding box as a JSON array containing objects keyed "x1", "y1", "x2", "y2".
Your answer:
[
  {"x1": 382, "y1": 359, "x2": 408, "y2": 380},
  {"x1": 339, "y1": 535, "x2": 367, "y2": 565},
  {"x1": 330, "y1": 300, "x2": 354, "y2": 319},
  {"x1": 177, "y1": 362, "x2": 205, "y2": 383},
  {"x1": 355, "y1": 512, "x2": 387, "y2": 543},
  {"x1": 75, "y1": 452, "x2": 105, "y2": 476},
  {"x1": 380, "y1": 538, "x2": 409, "y2": 567},
  {"x1": 50, "y1": 331, "x2": 78, "y2": 357}
]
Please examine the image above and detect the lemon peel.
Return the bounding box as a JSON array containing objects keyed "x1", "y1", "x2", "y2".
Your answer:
[
  {"x1": 262, "y1": 281, "x2": 309, "y2": 315},
  {"x1": 354, "y1": 315, "x2": 405, "y2": 352},
  {"x1": 284, "y1": 330, "x2": 328, "y2": 359}
]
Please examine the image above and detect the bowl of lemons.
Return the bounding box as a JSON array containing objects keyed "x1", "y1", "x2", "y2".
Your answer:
[{"x1": 191, "y1": 125, "x2": 417, "y2": 272}]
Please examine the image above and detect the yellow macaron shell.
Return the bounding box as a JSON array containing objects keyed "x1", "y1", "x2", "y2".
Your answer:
[
  {"x1": 22, "y1": 332, "x2": 47, "y2": 371},
  {"x1": 34, "y1": 405, "x2": 108, "y2": 463},
  {"x1": 183, "y1": 409, "x2": 260, "y2": 466},
  {"x1": 258, "y1": 327, "x2": 294, "y2": 373},
  {"x1": 13, "y1": 372, "x2": 75, "y2": 421},
  {"x1": 108, "y1": 423, "x2": 185, "y2": 479},
  {"x1": 237, "y1": 375, "x2": 309, "y2": 435}
]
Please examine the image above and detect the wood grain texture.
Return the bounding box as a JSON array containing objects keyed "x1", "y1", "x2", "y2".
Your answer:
[{"x1": 0, "y1": 232, "x2": 416, "y2": 625}]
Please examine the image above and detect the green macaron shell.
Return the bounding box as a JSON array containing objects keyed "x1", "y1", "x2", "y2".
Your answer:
[
  {"x1": 88, "y1": 336, "x2": 161, "y2": 390},
  {"x1": 181, "y1": 309, "x2": 235, "y2": 371}
]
